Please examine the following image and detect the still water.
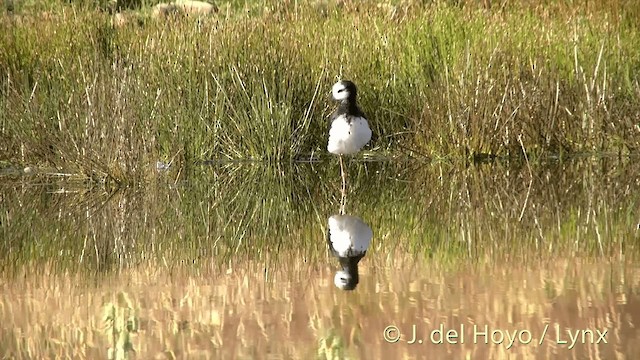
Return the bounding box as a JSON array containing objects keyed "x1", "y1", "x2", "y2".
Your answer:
[{"x1": 1, "y1": 157, "x2": 639, "y2": 359}]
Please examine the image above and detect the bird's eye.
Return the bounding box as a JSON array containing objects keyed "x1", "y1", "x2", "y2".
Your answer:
[{"x1": 337, "y1": 89, "x2": 345, "y2": 93}]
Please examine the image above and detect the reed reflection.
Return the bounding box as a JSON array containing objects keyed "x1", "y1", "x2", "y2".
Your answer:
[{"x1": 326, "y1": 214, "x2": 373, "y2": 291}]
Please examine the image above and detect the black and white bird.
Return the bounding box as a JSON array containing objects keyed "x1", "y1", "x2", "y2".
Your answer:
[
  {"x1": 327, "y1": 214, "x2": 373, "y2": 291},
  {"x1": 328, "y1": 80, "x2": 372, "y2": 211}
]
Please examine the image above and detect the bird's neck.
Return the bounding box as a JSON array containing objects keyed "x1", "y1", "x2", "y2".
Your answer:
[
  {"x1": 341, "y1": 262, "x2": 359, "y2": 283},
  {"x1": 339, "y1": 100, "x2": 362, "y2": 116},
  {"x1": 340, "y1": 98, "x2": 357, "y2": 106},
  {"x1": 338, "y1": 255, "x2": 362, "y2": 270}
]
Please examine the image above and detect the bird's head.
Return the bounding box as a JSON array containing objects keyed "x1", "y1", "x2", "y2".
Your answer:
[
  {"x1": 334, "y1": 268, "x2": 359, "y2": 291},
  {"x1": 331, "y1": 80, "x2": 358, "y2": 102}
]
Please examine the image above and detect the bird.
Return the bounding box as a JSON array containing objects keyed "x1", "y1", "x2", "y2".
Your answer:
[
  {"x1": 326, "y1": 214, "x2": 373, "y2": 291},
  {"x1": 327, "y1": 80, "x2": 372, "y2": 213}
]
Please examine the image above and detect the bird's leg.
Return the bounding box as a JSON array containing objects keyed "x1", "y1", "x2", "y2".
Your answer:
[{"x1": 340, "y1": 155, "x2": 347, "y2": 215}]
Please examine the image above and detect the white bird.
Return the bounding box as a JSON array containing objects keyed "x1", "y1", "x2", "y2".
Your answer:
[
  {"x1": 328, "y1": 80, "x2": 372, "y2": 213},
  {"x1": 327, "y1": 214, "x2": 373, "y2": 291}
]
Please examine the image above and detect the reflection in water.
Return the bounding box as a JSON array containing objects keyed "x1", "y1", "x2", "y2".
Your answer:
[
  {"x1": 1, "y1": 158, "x2": 640, "y2": 358},
  {"x1": 327, "y1": 214, "x2": 373, "y2": 291}
]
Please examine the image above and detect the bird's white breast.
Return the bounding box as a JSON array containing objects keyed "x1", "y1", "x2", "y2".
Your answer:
[
  {"x1": 328, "y1": 215, "x2": 373, "y2": 257},
  {"x1": 327, "y1": 115, "x2": 372, "y2": 155}
]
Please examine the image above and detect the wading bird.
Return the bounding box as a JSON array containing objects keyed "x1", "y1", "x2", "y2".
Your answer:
[
  {"x1": 327, "y1": 80, "x2": 372, "y2": 213},
  {"x1": 327, "y1": 214, "x2": 373, "y2": 291}
]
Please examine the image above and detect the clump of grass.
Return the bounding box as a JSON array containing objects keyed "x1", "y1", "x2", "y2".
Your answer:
[{"x1": 209, "y1": 66, "x2": 321, "y2": 161}]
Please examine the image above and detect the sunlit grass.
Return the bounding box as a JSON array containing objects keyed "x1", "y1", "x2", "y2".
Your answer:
[{"x1": 1, "y1": 1, "x2": 640, "y2": 182}]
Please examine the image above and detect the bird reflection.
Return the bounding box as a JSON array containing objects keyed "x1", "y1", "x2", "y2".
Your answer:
[{"x1": 327, "y1": 214, "x2": 373, "y2": 291}]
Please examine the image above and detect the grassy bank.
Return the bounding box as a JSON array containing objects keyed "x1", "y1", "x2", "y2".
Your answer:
[{"x1": 1, "y1": 1, "x2": 640, "y2": 182}]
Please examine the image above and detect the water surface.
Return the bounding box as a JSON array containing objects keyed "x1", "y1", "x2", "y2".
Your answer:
[{"x1": 1, "y1": 157, "x2": 639, "y2": 359}]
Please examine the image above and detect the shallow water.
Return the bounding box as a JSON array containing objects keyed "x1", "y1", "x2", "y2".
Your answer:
[{"x1": 1, "y1": 157, "x2": 639, "y2": 359}]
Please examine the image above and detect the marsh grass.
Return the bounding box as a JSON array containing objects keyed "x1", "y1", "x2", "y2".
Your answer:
[{"x1": 1, "y1": 1, "x2": 639, "y2": 182}]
